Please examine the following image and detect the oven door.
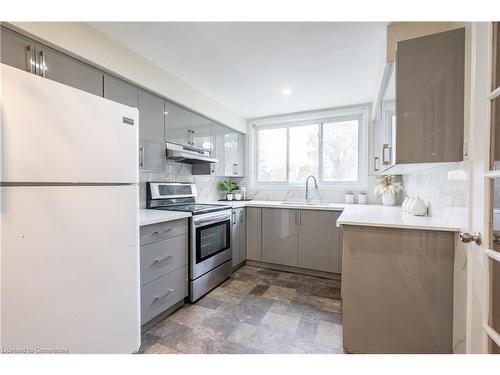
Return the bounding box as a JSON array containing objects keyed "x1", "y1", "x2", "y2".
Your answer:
[{"x1": 190, "y1": 210, "x2": 232, "y2": 280}]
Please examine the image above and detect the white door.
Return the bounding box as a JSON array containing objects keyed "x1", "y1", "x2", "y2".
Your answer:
[
  {"x1": 0, "y1": 185, "x2": 140, "y2": 353},
  {"x1": 1, "y1": 64, "x2": 138, "y2": 183},
  {"x1": 466, "y1": 22, "x2": 500, "y2": 354}
]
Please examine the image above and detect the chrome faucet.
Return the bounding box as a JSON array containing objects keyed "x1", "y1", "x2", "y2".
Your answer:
[{"x1": 305, "y1": 175, "x2": 319, "y2": 203}]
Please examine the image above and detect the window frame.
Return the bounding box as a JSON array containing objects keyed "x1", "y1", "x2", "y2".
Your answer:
[{"x1": 252, "y1": 105, "x2": 369, "y2": 189}]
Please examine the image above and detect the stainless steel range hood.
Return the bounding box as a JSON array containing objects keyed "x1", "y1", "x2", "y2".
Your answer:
[{"x1": 166, "y1": 142, "x2": 218, "y2": 164}]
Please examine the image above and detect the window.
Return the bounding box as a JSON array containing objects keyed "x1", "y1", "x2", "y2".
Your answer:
[{"x1": 254, "y1": 108, "x2": 367, "y2": 186}]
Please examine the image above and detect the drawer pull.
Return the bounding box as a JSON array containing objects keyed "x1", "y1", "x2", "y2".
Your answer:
[
  {"x1": 153, "y1": 254, "x2": 173, "y2": 264},
  {"x1": 153, "y1": 289, "x2": 174, "y2": 303},
  {"x1": 153, "y1": 228, "x2": 172, "y2": 235}
]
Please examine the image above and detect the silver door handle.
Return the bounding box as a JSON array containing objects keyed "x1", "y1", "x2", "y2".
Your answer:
[
  {"x1": 299, "y1": 211, "x2": 302, "y2": 225},
  {"x1": 39, "y1": 50, "x2": 47, "y2": 77},
  {"x1": 460, "y1": 232, "x2": 481, "y2": 245},
  {"x1": 153, "y1": 254, "x2": 173, "y2": 264},
  {"x1": 153, "y1": 289, "x2": 174, "y2": 303},
  {"x1": 232, "y1": 211, "x2": 236, "y2": 224},
  {"x1": 294, "y1": 211, "x2": 298, "y2": 226},
  {"x1": 26, "y1": 45, "x2": 34, "y2": 74},
  {"x1": 374, "y1": 156, "x2": 380, "y2": 172},
  {"x1": 139, "y1": 146, "x2": 145, "y2": 167},
  {"x1": 382, "y1": 144, "x2": 391, "y2": 165},
  {"x1": 233, "y1": 164, "x2": 238, "y2": 175}
]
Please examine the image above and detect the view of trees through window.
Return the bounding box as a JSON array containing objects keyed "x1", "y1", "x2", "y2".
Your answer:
[{"x1": 257, "y1": 116, "x2": 360, "y2": 184}]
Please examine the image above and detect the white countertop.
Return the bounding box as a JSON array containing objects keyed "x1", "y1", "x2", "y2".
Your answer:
[
  {"x1": 202, "y1": 200, "x2": 348, "y2": 211},
  {"x1": 139, "y1": 209, "x2": 191, "y2": 227},
  {"x1": 201, "y1": 200, "x2": 466, "y2": 232},
  {"x1": 336, "y1": 205, "x2": 465, "y2": 232}
]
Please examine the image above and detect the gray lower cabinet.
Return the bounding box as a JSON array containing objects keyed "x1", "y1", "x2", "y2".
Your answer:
[
  {"x1": 138, "y1": 89, "x2": 166, "y2": 172},
  {"x1": 103, "y1": 75, "x2": 138, "y2": 108},
  {"x1": 341, "y1": 225, "x2": 454, "y2": 353},
  {"x1": 231, "y1": 208, "x2": 246, "y2": 268},
  {"x1": 261, "y1": 208, "x2": 342, "y2": 273},
  {"x1": 262, "y1": 208, "x2": 298, "y2": 267},
  {"x1": 140, "y1": 219, "x2": 189, "y2": 326},
  {"x1": 246, "y1": 207, "x2": 262, "y2": 261},
  {"x1": 297, "y1": 210, "x2": 341, "y2": 273}
]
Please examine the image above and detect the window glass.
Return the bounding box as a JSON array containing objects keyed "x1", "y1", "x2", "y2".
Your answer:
[
  {"x1": 322, "y1": 120, "x2": 359, "y2": 182},
  {"x1": 289, "y1": 124, "x2": 319, "y2": 183},
  {"x1": 257, "y1": 127, "x2": 287, "y2": 182}
]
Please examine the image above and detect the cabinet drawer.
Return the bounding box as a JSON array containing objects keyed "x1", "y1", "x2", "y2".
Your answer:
[
  {"x1": 140, "y1": 219, "x2": 188, "y2": 246},
  {"x1": 141, "y1": 266, "x2": 188, "y2": 325},
  {"x1": 141, "y1": 234, "x2": 188, "y2": 285}
]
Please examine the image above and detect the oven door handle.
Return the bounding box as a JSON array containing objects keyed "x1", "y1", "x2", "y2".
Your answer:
[{"x1": 193, "y1": 214, "x2": 231, "y2": 227}]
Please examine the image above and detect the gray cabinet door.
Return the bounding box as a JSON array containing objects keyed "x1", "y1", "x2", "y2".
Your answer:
[
  {"x1": 138, "y1": 89, "x2": 165, "y2": 171},
  {"x1": 212, "y1": 123, "x2": 226, "y2": 176},
  {"x1": 0, "y1": 26, "x2": 35, "y2": 73},
  {"x1": 342, "y1": 225, "x2": 454, "y2": 353},
  {"x1": 104, "y1": 75, "x2": 138, "y2": 107},
  {"x1": 396, "y1": 28, "x2": 465, "y2": 164},
  {"x1": 191, "y1": 113, "x2": 213, "y2": 151},
  {"x1": 297, "y1": 210, "x2": 341, "y2": 273},
  {"x1": 164, "y1": 100, "x2": 192, "y2": 146},
  {"x1": 34, "y1": 43, "x2": 103, "y2": 96},
  {"x1": 238, "y1": 208, "x2": 246, "y2": 264},
  {"x1": 236, "y1": 132, "x2": 246, "y2": 177},
  {"x1": 231, "y1": 209, "x2": 240, "y2": 267},
  {"x1": 246, "y1": 207, "x2": 262, "y2": 261},
  {"x1": 262, "y1": 208, "x2": 298, "y2": 267}
]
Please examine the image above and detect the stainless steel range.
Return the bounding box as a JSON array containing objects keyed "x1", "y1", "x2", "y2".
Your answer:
[{"x1": 147, "y1": 182, "x2": 232, "y2": 302}]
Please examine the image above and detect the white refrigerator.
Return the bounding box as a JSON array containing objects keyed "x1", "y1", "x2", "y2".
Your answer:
[{"x1": 0, "y1": 64, "x2": 141, "y2": 353}]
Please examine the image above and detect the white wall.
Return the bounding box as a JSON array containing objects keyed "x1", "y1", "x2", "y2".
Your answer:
[{"x1": 8, "y1": 22, "x2": 247, "y2": 133}]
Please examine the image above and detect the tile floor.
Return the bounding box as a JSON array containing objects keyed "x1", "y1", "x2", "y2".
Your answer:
[{"x1": 139, "y1": 265, "x2": 344, "y2": 354}]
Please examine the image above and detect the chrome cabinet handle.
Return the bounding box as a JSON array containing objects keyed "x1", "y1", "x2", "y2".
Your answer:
[
  {"x1": 39, "y1": 50, "x2": 47, "y2": 77},
  {"x1": 299, "y1": 211, "x2": 302, "y2": 225},
  {"x1": 382, "y1": 144, "x2": 392, "y2": 165},
  {"x1": 232, "y1": 211, "x2": 236, "y2": 224},
  {"x1": 233, "y1": 164, "x2": 238, "y2": 175},
  {"x1": 153, "y1": 228, "x2": 172, "y2": 236},
  {"x1": 153, "y1": 289, "x2": 174, "y2": 303},
  {"x1": 139, "y1": 146, "x2": 145, "y2": 167},
  {"x1": 153, "y1": 254, "x2": 173, "y2": 264},
  {"x1": 294, "y1": 211, "x2": 298, "y2": 226},
  {"x1": 460, "y1": 232, "x2": 481, "y2": 245},
  {"x1": 26, "y1": 45, "x2": 34, "y2": 73},
  {"x1": 374, "y1": 156, "x2": 380, "y2": 172}
]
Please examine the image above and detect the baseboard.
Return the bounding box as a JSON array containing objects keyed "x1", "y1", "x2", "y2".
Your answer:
[{"x1": 244, "y1": 260, "x2": 342, "y2": 281}]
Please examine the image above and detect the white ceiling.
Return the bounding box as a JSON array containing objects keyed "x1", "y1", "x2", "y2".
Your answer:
[{"x1": 89, "y1": 22, "x2": 388, "y2": 119}]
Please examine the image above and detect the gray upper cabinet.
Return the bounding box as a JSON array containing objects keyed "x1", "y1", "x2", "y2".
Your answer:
[
  {"x1": 1, "y1": 26, "x2": 103, "y2": 96},
  {"x1": 0, "y1": 26, "x2": 35, "y2": 73},
  {"x1": 191, "y1": 113, "x2": 213, "y2": 151},
  {"x1": 211, "y1": 123, "x2": 227, "y2": 176},
  {"x1": 395, "y1": 28, "x2": 465, "y2": 164},
  {"x1": 138, "y1": 89, "x2": 165, "y2": 171},
  {"x1": 34, "y1": 43, "x2": 103, "y2": 96},
  {"x1": 164, "y1": 100, "x2": 192, "y2": 147},
  {"x1": 224, "y1": 130, "x2": 245, "y2": 177},
  {"x1": 103, "y1": 75, "x2": 138, "y2": 108},
  {"x1": 262, "y1": 208, "x2": 298, "y2": 267},
  {"x1": 297, "y1": 210, "x2": 341, "y2": 273}
]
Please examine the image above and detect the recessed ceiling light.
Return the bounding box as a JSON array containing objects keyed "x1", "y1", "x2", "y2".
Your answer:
[{"x1": 282, "y1": 87, "x2": 292, "y2": 96}]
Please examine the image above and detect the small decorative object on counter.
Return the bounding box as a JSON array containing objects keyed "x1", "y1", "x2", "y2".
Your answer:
[
  {"x1": 241, "y1": 187, "x2": 247, "y2": 200},
  {"x1": 357, "y1": 192, "x2": 367, "y2": 205},
  {"x1": 218, "y1": 180, "x2": 240, "y2": 201},
  {"x1": 374, "y1": 175, "x2": 403, "y2": 206},
  {"x1": 403, "y1": 196, "x2": 428, "y2": 216},
  {"x1": 234, "y1": 192, "x2": 242, "y2": 201},
  {"x1": 345, "y1": 192, "x2": 355, "y2": 204}
]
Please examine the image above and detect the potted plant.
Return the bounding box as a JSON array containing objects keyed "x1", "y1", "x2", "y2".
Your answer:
[
  {"x1": 218, "y1": 180, "x2": 240, "y2": 201},
  {"x1": 374, "y1": 175, "x2": 403, "y2": 206}
]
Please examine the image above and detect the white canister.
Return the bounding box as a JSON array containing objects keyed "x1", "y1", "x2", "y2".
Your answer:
[
  {"x1": 357, "y1": 193, "x2": 367, "y2": 205},
  {"x1": 234, "y1": 193, "x2": 242, "y2": 201},
  {"x1": 226, "y1": 193, "x2": 234, "y2": 201},
  {"x1": 345, "y1": 193, "x2": 355, "y2": 204}
]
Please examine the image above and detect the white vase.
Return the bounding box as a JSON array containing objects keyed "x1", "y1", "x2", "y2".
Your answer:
[
  {"x1": 382, "y1": 191, "x2": 396, "y2": 206},
  {"x1": 226, "y1": 193, "x2": 234, "y2": 201}
]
